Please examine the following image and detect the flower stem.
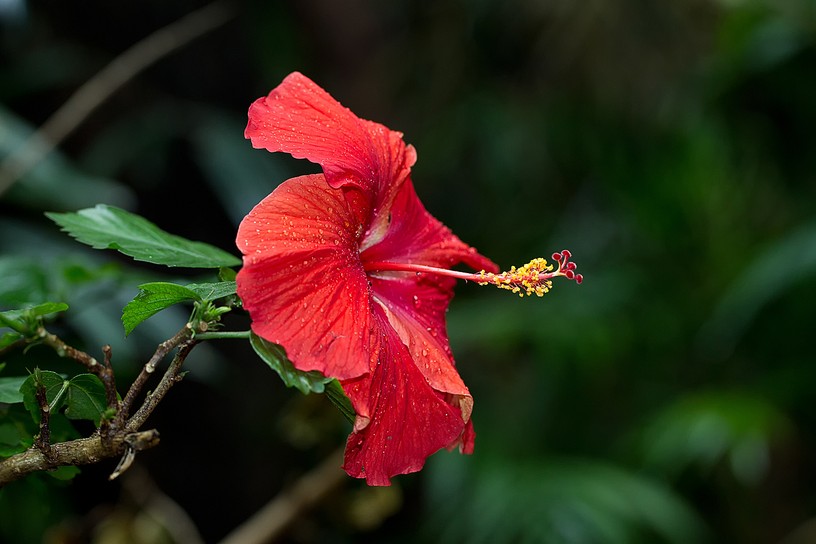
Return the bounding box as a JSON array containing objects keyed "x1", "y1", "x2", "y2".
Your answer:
[{"x1": 195, "y1": 331, "x2": 252, "y2": 340}]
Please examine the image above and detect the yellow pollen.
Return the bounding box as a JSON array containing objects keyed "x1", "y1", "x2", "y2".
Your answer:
[{"x1": 477, "y1": 257, "x2": 556, "y2": 297}]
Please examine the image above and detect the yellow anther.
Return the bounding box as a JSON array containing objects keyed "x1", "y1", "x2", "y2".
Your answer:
[{"x1": 477, "y1": 257, "x2": 557, "y2": 297}]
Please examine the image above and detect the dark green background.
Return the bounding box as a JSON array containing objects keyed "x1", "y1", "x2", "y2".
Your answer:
[{"x1": 2, "y1": 1, "x2": 815, "y2": 542}]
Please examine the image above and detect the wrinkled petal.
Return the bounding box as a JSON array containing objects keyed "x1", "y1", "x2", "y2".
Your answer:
[
  {"x1": 341, "y1": 307, "x2": 467, "y2": 486},
  {"x1": 245, "y1": 72, "x2": 416, "y2": 221},
  {"x1": 371, "y1": 276, "x2": 472, "y2": 419},
  {"x1": 236, "y1": 174, "x2": 372, "y2": 380}
]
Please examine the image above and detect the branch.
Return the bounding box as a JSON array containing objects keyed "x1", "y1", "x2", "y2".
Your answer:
[
  {"x1": 218, "y1": 448, "x2": 347, "y2": 544},
  {"x1": 116, "y1": 324, "x2": 194, "y2": 427},
  {"x1": 33, "y1": 380, "x2": 54, "y2": 461},
  {"x1": 39, "y1": 329, "x2": 101, "y2": 370},
  {"x1": 125, "y1": 339, "x2": 197, "y2": 432},
  {"x1": 100, "y1": 345, "x2": 119, "y2": 410},
  {"x1": 0, "y1": 0, "x2": 236, "y2": 196},
  {"x1": 0, "y1": 430, "x2": 160, "y2": 487},
  {"x1": 0, "y1": 326, "x2": 200, "y2": 486}
]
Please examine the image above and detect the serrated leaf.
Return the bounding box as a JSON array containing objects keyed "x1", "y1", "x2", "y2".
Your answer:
[
  {"x1": 0, "y1": 376, "x2": 28, "y2": 404},
  {"x1": 249, "y1": 333, "x2": 332, "y2": 395},
  {"x1": 46, "y1": 204, "x2": 241, "y2": 268},
  {"x1": 185, "y1": 281, "x2": 236, "y2": 301},
  {"x1": 21, "y1": 370, "x2": 68, "y2": 424},
  {"x1": 122, "y1": 282, "x2": 200, "y2": 335},
  {"x1": 64, "y1": 374, "x2": 107, "y2": 426}
]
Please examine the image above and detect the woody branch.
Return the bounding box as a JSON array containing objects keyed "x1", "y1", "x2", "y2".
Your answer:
[{"x1": 0, "y1": 324, "x2": 202, "y2": 487}]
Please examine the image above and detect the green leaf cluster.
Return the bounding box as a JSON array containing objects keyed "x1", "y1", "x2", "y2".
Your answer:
[
  {"x1": 122, "y1": 281, "x2": 236, "y2": 335},
  {"x1": 0, "y1": 302, "x2": 68, "y2": 346}
]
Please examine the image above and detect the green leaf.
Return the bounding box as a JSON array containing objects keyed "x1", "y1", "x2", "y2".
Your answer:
[
  {"x1": 185, "y1": 281, "x2": 237, "y2": 301},
  {"x1": 20, "y1": 370, "x2": 68, "y2": 424},
  {"x1": 0, "y1": 302, "x2": 68, "y2": 334},
  {"x1": 0, "y1": 376, "x2": 28, "y2": 404},
  {"x1": 122, "y1": 282, "x2": 199, "y2": 335},
  {"x1": 64, "y1": 374, "x2": 107, "y2": 426},
  {"x1": 325, "y1": 380, "x2": 355, "y2": 425},
  {"x1": 249, "y1": 333, "x2": 332, "y2": 395},
  {"x1": 46, "y1": 204, "x2": 241, "y2": 268}
]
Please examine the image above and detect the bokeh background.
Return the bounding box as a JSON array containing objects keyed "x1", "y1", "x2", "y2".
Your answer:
[{"x1": 2, "y1": 0, "x2": 816, "y2": 542}]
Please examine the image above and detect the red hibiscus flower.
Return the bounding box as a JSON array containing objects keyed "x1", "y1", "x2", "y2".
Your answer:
[{"x1": 236, "y1": 73, "x2": 581, "y2": 485}]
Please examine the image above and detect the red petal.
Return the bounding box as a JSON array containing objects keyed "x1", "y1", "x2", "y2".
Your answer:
[
  {"x1": 341, "y1": 308, "x2": 467, "y2": 486},
  {"x1": 236, "y1": 174, "x2": 372, "y2": 380},
  {"x1": 245, "y1": 72, "x2": 416, "y2": 209},
  {"x1": 371, "y1": 275, "x2": 470, "y2": 410}
]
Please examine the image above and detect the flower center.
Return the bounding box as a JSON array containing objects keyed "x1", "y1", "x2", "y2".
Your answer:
[{"x1": 365, "y1": 250, "x2": 582, "y2": 297}]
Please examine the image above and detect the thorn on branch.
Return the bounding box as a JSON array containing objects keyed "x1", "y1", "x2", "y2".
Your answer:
[{"x1": 109, "y1": 430, "x2": 161, "y2": 481}]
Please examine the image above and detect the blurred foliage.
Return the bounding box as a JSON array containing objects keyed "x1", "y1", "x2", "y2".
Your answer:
[{"x1": 1, "y1": 0, "x2": 816, "y2": 543}]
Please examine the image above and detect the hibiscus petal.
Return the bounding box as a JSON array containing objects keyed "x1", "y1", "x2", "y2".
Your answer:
[
  {"x1": 341, "y1": 308, "x2": 467, "y2": 486},
  {"x1": 371, "y1": 276, "x2": 473, "y2": 420},
  {"x1": 236, "y1": 174, "x2": 372, "y2": 380},
  {"x1": 245, "y1": 72, "x2": 416, "y2": 205}
]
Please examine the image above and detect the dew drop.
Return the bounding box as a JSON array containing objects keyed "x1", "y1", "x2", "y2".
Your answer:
[{"x1": 421, "y1": 349, "x2": 428, "y2": 357}]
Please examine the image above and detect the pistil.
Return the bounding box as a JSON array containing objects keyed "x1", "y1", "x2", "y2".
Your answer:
[{"x1": 365, "y1": 250, "x2": 582, "y2": 297}]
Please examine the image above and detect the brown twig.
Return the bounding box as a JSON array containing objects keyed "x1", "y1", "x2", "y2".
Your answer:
[
  {"x1": 39, "y1": 329, "x2": 102, "y2": 371},
  {"x1": 125, "y1": 339, "x2": 197, "y2": 432},
  {"x1": 0, "y1": 0, "x2": 236, "y2": 196},
  {"x1": 218, "y1": 448, "x2": 347, "y2": 544},
  {"x1": 0, "y1": 431, "x2": 160, "y2": 487},
  {"x1": 33, "y1": 379, "x2": 54, "y2": 462},
  {"x1": 116, "y1": 325, "x2": 193, "y2": 428},
  {"x1": 100, "y1": 345, "x2": 119, "y2": 411}
]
